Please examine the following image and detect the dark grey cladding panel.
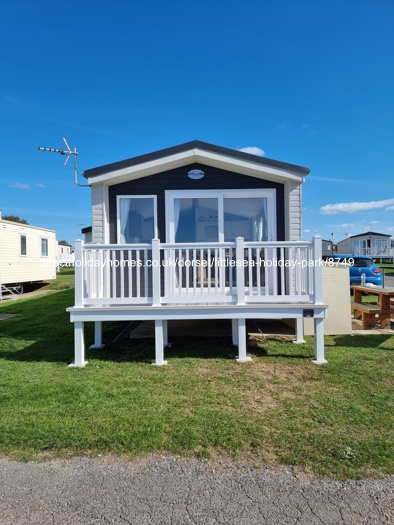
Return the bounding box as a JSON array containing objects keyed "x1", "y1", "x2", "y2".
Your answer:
[
  {"x1": 85, "y1": 140, "x2": 310, "y2": 178},
  {"x1": 108, "y1": 163, "x2": 285, "y2": 243}
]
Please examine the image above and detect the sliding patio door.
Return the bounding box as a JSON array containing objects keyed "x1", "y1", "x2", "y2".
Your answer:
[
  {"x1": 165, "y1": 190, "x2": 276, "y2": 297},
  {"x1": 166, "y1": 190, "x2": 275, "y2": 244}
]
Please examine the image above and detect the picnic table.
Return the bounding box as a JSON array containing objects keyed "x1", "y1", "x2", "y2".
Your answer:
[{"x1": 350, "y1": 285, "x2": 394, "y2": 329}]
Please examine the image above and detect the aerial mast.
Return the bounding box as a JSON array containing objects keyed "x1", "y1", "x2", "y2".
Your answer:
[{"x1": 37, "y1": 137, "x2": 88, "y2": 187}]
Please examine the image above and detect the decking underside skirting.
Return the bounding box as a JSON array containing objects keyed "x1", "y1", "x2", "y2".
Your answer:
[{"x1": 67, "y1": 303, "x2": 328, "y2": 367}]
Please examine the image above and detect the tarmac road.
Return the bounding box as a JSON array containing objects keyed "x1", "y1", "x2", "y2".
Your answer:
[
  {"x1": 0, "y1": 455, "x2": 392, "y2": 524},
  {"x1": 383, "y1": 274, "x2": 394, "y2": 287}
]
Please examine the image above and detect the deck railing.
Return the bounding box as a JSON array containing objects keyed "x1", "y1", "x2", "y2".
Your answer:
[{"x1": 74, "y1": 236, "x2": 323, "y2": 307}]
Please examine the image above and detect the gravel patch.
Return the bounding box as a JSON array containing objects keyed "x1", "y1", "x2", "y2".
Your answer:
[{"x1": 0, "y1": 455, "x2": 392, "y2": 524}]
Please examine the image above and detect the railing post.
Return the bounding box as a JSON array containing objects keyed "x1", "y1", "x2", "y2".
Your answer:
[
  {"x1": 236, "y1": 237, "x2": 245, "y2": 305},
  {"x1": 74, "y1": 239, "x2": 84, "y2": 307},
  {"x1": 152, "y1": 239, "x2": 161, "y2": 306},
  {"x1": 313, "y1": 235, "x2": 323, "y2": 303}
]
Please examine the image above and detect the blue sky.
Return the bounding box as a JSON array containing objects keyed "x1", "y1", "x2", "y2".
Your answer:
[{"x1": 1, "y1": 0, "x2": 393, "y2": 245}]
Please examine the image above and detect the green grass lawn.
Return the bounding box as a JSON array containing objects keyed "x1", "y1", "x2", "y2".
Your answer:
[
  {"x1": 0, "y1": 273, "x2": 393, "y2": 480},
  {"x1": 43, "y1": 265, "x2": 75, "y2": 290}
]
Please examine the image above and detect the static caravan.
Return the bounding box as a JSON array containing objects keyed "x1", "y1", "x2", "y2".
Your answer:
[
  {"x1": 0, "y1": 214, "x2": 57, "y2": 294},
  {"x1": 68, "y1": 141, "x2": 328, "y2": 367},
  {"x1": 336, "y1": 232, "x2": 392, "y2": 258},
  {"x1": 57, "y1": 243, "x2": 75, "y2": 265}
]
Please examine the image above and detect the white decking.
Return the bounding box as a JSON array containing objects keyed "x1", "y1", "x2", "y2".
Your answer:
[{"x1": 67, "y1": 236, "x2": 328, "y2": 366}]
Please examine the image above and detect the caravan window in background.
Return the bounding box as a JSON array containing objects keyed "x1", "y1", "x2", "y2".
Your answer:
[
  {"x1": 41, "y1": 238, "x2": 48, "y2": 257},
  {"x1": 20, "y1": 235, "x2": 27, "y2": 256}
]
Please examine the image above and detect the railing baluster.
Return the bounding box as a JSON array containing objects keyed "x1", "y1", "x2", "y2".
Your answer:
[
  {"x1": 120, "y1": 249, "x2": 125, "y2": 298},
  {"x1": 185, "y1": 248, "x2": 190, "y2": 296},
  {"x1": 192, "y1": 249, "x2": 197, "y2": 297},
  {"x1": 264, "y1": 248, "x2": 269, "y2": 296},
  {"x1": 199, "y1": 249, "x2": 203, "y2": 294},
  {"x1": 136, "y1": 249, "x2": 141, "y2": 298},
  {"x1": 144, "y1": 249, "x2": 149, "y2": 299},
  {"x1": 207, "y1": 248, "x2": 211, "y2": 294},
  {"x1": 110, "y1": 250, "x2": 116, "y2": 299},
  {"x1": 229, "y1": 247, "x2": 233, "y2": 295},
  {"x1": 216, "y1": 248, "x2": 220, "y2": 296},
  {"x1": 280, "y1": 247, "x2": 285, "y2": 296},
  {"x1": 127, "y1": 250, "x2": 132, "y2": 298}
]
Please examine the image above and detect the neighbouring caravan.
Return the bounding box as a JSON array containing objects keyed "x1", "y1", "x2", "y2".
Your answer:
[
  {"x1": 57, "y1": 243, "x2": 75, "y2": 265},
  {"x1": 0, "y1": 213, "x2": 57, "y2": 295}
]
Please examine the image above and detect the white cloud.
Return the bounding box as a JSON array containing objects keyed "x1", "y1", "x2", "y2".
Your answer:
[
  {"x1": 387, "y1": 226, "x2": 394, "y2": 232},
  {"x1": 300, "y1": 124, "x2": 317, "y2": 136},
  {"x1": 336, "y1": 223, "x2": 359, "y2": 230},
  {"x1": 9, "y1": 183, "x2": 32, "y2": 190},
  {"x1": 384, "y1": 205, "x2": 394, "y2": 212},
  {"x1": 311, "y1": 176, "x2": 369, "y2": 184},
  {"x1": 2, "y1": 95, "x2": 18, "y2": 105},
  {"x1": 36, "y1": 183, "x2": 45, "y2": 188},
  {"x1": 320, "y1": 198, "x2": 394, "y2": 215},
  {"x1": 238, "y1": 146, "x2": 265, "y2": 157}
]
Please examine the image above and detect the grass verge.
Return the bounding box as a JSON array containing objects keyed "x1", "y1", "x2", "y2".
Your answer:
[{"x1": 0, "y1": 282, "x2": 393, "y2": 480}]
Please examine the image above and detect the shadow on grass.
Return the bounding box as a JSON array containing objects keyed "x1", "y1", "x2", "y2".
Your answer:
[
  {"x1": 5, "y1": 288, "x2": 390, "y2": 365},
  {"x1": 0, "y1": 288, "x2": 78, "y2": 364},
  {"x1": 329, "y1": 334, "x2": 394, "y2": 349},
  {"x1": 90, "y1": 334, "x2": 271, "y2": 363}
]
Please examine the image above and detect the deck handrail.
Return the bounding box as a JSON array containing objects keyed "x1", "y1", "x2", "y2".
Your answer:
[{"x1": 74, "y1": 236, "x2": 323, "y2": 306}]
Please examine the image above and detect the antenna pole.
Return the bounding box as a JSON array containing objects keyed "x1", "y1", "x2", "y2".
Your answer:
[{"x1": 37, "y1": 137, "x2": 89, "y2": 187}]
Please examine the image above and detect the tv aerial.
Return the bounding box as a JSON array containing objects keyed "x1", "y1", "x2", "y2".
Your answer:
[{"x1": 37, "y1": 137, "x2": 89, "y2": 187}]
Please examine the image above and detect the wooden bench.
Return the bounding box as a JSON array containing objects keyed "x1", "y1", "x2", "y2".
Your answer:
[{"x1": 351, "y1": 302, "x2": 380, "y2": 329}]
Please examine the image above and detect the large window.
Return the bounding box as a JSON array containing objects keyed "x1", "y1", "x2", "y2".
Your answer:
[
  {"x1": 223, "y1": 197, "x2": 267, "y2": 242},
  {"x1": 375, "y1": 239, "x2": 388, "y2": 253},
  {"x1": 20, "y1": 235, "x2": 27, "y2": 256},
  {"x1": 166, "y1": 190, "x2": 275, "y2": 243},
  {"x1": 41, "y1": 238, "x2": 48, "y2": 257},
  {"x1": 117, "y1": 196, "x2": 157, "y2": 243}
]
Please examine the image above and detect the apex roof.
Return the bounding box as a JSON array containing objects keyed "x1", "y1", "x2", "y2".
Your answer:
[
  {"x1": 83, "y1": 140, "x2": 310, "y2": 185},
  {"x1": 344, "y1": 231, "x2": 391, "y2": 239}
]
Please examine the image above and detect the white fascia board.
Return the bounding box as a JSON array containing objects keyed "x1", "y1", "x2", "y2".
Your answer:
[
  {"x1": 192, "y1": 149, "x2": 305, "y2": 184},
  {"x1": 87, "y1": 148, "x2": 305, "y2": 186},
  {"x1": 87, "y1": 150, "x2": 197, "y2": 185}
]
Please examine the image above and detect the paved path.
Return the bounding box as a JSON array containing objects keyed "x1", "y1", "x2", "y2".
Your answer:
[{"x1": 0, "y1": 456, "x2": 392, "y2": 524}]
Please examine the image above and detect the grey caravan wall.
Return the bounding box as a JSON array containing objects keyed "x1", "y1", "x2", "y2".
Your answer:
[{"x1": 108, "y1": 163, "x2": 285, "y2": 243}]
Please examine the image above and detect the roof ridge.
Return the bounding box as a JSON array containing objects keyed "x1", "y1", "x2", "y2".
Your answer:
[{"x1": 83, "y1": 140, "x2": 310, "y2": 178}]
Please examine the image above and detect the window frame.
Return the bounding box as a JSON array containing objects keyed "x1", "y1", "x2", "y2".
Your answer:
[
  {"x1": 41, "y1": 237, "x2": 49, "y2": 257},
  {"x1": 20, "y1": 234, "x2": 27, "y2": 256},
  {"x1": 165, "y1": 189, "x2": 277, "y2": 243},
  {"x1": 116, "y1": 195, "x2": 158, "y2": 244}
]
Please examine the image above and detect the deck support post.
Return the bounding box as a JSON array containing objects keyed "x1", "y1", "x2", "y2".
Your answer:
[
  {"x1": 231, "y1": 319, "x2": 238, "y2": 346},
  {"x1": 90, "y1": 321, "x2": 104, "y2": 349},
  {"x1": 235, "y1": 319, "x2": 252, "y2": 363},
  {"x1": 293, "y1": 317, "x2": 305, "y2": 344},
  {"x1": 152, "y1": 319, "x2": 168, "y2": 366},
  {"x1": 312, "y1": 317, "x2": 327, "y2": 364},
  {"x1": 69, "y1": 321, "x2": 87, "y2": 368}
]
